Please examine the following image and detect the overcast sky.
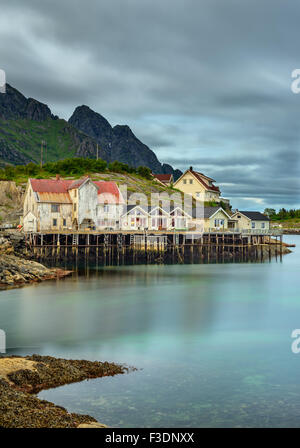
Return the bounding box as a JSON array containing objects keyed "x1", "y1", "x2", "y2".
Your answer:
[{"x1": 1, "y1": 0, "x2": 299, "y2": 210}]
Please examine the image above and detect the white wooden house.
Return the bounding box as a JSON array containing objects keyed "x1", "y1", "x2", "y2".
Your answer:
[
  {"x1": 95, "y1": 181, "x2": 125, "y2": 230},
  {"x1": 121, "y1": 205, "x2": 149, "y2": 230}
]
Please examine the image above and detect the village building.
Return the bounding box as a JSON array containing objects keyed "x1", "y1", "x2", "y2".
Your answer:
[
  {"x1": 23, "y1": 176, "x2": 124, "y2": 232},
  {"x1": 120, "y1": 205, "x2": 149, "y2": 231},
  {"x1": 120, "y1": 205, "x2": 191, "y2": 231},
  {"x1": 23, "y1": 176, "x2": 269, "y2": 235},
  {"x1": 153, "y1": 174, "x2": 174, "y2": 187},
  {"x1": 94, "y1": 181, "x2": 125, "y2": 230},
  {"x1": 67, "y1": 177, "x2": 99, "y2": 230},
  {"x1": 173, "y1": 167, "x2": 222, "y2": 203},
  {"x1": 23, "y1": 176, "x2": 73, "y2": 232},
  {"x1": 169, "y1": 206, "x2": 191, "y2": 230},
  {"x1": 120, "y1": 205, "x2": 170, "y2": 231},
  {"x1": 190, "y1": 206, "x2": 233, "y2": 232},
  {"x1": 231, "y1": 211, "x2": 270, "y2": 231}
]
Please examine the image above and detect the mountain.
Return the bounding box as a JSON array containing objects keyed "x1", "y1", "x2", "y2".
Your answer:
[
  {"x1": 69, "y1": 106, "x2": 181, "y2": 177},
  {"x1": 0, "y1": 84, "x2": 181, "y2": 178},
  {"x1": 0, "y1": 85, "x2": 107, "y2": 165}
]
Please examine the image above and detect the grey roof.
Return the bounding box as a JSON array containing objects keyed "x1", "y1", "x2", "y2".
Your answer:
[
  {"x1": 124, "y1": 204, "x2": 149, "y2": 214},
  {"x1": 192, "y1": 206, "x2": 223, "y2": 219},
  {"x1": 238, "y1": 211, "x2": 270, "y2": 221}
]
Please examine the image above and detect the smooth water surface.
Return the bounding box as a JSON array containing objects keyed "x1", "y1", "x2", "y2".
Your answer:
[{"x1": 1, "y1": 236, "x2": 300, "y2": 427}]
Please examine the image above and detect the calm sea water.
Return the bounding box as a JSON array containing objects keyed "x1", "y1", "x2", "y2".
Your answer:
[{"x1": 1, "y1": 235, "x2": 300, "y2": 427}]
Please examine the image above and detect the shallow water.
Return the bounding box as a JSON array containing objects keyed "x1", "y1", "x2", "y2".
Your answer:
[{"x1": 1, "y1": 236, "x2": 300, "y2": 427}]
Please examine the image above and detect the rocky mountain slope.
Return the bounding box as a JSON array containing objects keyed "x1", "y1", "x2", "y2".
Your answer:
[
  {"x1": 0, "y1": 84, "x2": 181, "y2": 177},
  {"x1": 0, "y1": 85, "x2": 107, "y2": 166},
  {"x1": 69, "y1": 105, "x2": 181, "y2": 178}
]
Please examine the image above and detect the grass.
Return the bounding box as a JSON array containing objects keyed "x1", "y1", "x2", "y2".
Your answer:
[
  {"x1": 271, "y1": 218, "x2": 300, "y2": 228},
  {"x1": 0, "y1": 118, "x2": 78, "y2": 163}
]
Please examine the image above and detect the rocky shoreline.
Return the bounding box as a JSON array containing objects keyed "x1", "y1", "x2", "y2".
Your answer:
[
  {"x1": 283, "y1": 228, "x2": 300, "y2": 235},
  {"x1": 0, "y1": 234, "x2": 71, "y2": 289},
  {"x1": 0, "y1": 354, "x2": 131, "y2": 428},
  {"x1": 0, "y1": 231, "x2": 294, "y2": 291}
]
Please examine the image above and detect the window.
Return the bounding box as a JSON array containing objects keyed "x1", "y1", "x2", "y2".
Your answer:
[
  {"x1": 74, "y1": 189, "x2": 77, "y2": 197},
  {"x1": 261, "y1": 222, "x2": 265, "y2": 229},
  {"x1": 214, "y1": 219, "x2": 224, "y2": 227},
  {"x1": 196, "y1": 192, "x2": 200, "y2": 198},
  {"x1": 51, "y1": 204, "x2": 59, "y2": 213},
  {"x1": 63, "y1": 219, "x2": 66, "y2": 227},
  {"x1": 53, "y1": 218, "x2": 57, "y2": 227},
  {"x1": 251, "y1": 222, "x2": 256, "y2": 229},
  {"x1": 74, "y1": 204, "x2": 76, "y2": 212},
  {"x1": 189, "y1": 179, "x2": 193, "y2": 184},
  {"x1": 183, "y1": 179, "x2": 187, "y2": 184},
  {"x1": 237, "y1": 215, "x2": 241, "y2": 219},
  {"x1": 104, "y1": 205, "x2": 109, "y2": 212}
]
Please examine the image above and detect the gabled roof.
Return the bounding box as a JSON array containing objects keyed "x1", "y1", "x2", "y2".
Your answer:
[
  {"x1": 153, "y1": 174, "x2": 173, "y2": 183},
  {"x1": 174, "y1": 168, "x2": 220, "y2": 193},
  {"x1": 123, "y1": 204, "x2": 190, "y2": 216},
  {"x1": 94, "y1": 181, "x2": 124, "y2": 204},
  {"x1": 29, "y1": 178, "x2": 73, "y2": 204},
  {"x1": 29, "y1": 177, "x2": 124, "y2": 205},
  {"x1": 189, "y1": 170, "x2": 220, "y2": 192},
  {"x1": 30, "y1": 178, "x2": 72, "y2": 193},
  {"x1": 148, "y1": 205, "x2": 170, "y2": 215},
  {"x1": 192, "y1": 206, "x2": 231, "y2": 219},
  {"x1": 122, "y1": 205, "x2": 150, "y2": 216},
  {"x1": 235, "y1": 211, "x2": 270, "y2": 221},
  {"x1": 169, "y1": 206, "x2": 192, "y2": 218},
  {"x1": 68, "y1": 177, "x2": 90, "y2": 190}
]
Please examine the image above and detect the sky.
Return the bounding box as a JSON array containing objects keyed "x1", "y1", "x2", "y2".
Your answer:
[{"x1": 0, "y1": 0, "x2": 299, "y2": 211}]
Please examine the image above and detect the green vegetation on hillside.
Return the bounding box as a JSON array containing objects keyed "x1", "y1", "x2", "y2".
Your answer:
[
  {"x1": 264, "y1": 208, "x2": 300, "y2": 221},
  {"x1": 264, "y1": 208, "x2": 300, "y2": 228},
  {"x1": 0, "y1": 157, "x2": 153, "y2": 183},
  {"x1": 0, "y1": 158, "x2": 185, "y2": 225},
  {"x1": 0, "y1": 118, "x2": 79, "y2": 163}
]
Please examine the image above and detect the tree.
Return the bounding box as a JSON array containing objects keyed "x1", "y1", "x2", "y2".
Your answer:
[
  {"x1": 137, "y1": 166, "x2": 152, "y2": 179},
  {"x1": 264, "y1": 208, "x2": 276, "y2": 218}
]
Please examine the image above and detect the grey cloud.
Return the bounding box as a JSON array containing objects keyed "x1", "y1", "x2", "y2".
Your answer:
[{"x1": 0, "y1": 0, "x2": 300, "y2": 209}]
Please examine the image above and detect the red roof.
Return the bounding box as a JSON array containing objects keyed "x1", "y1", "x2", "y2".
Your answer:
[
  {"x1": 94, "y1": 181, "x2": 124, "y2": 204},
  {"x1": 190, "y1": 170, "x2": 220, "y2": 193},
  {"x1": 30, "y1": 177, "x2": 124, "y2": 204},
  {"x1": 30, "y1": 178, "x2": 72, "y2": 193},
  {"x1": 153, "y1": 174, "x2": 173, "y2": 183}
]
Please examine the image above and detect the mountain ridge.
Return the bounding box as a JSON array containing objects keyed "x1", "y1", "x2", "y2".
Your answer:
[{"x1": 0, "y1": 84, "x2": 181, "y2": 178}]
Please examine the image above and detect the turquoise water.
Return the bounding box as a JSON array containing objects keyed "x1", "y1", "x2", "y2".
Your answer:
[{"x1": 1, "y1": 236, "x2": 300, "y2": 427}]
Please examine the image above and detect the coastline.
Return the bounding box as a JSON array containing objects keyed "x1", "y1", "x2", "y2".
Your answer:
[
  {"x1": 0, "y1": 232, "x2": 294, "y2": 291},
  {"x1": 283, "y1": 229, "x2": 300, "y2": 235},
  {"x1": 0, "y1": 354, "x2": 131, "y2": 428},
  {"x1": 0, "y1": 234, "x2": 71, "y2": 290}
]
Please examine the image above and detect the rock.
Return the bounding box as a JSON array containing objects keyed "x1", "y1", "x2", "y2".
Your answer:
[
  {"x1": 0, "y1": 355, "x2": 131, "y2": 428},
  {"x1": 77, "y1": 422, "x2": 108, "y2": 428},
  {"x1": 0, "y1": 84, "x2": 53, "y2": 121},
  {"x1": 0, "y1": 235, "x2": 71, "y2": 289}
]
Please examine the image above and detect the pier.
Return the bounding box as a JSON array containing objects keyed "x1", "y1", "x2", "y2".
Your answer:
[{"x1": 24, "y1": 229, "x2": 284, "y2": 264}]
